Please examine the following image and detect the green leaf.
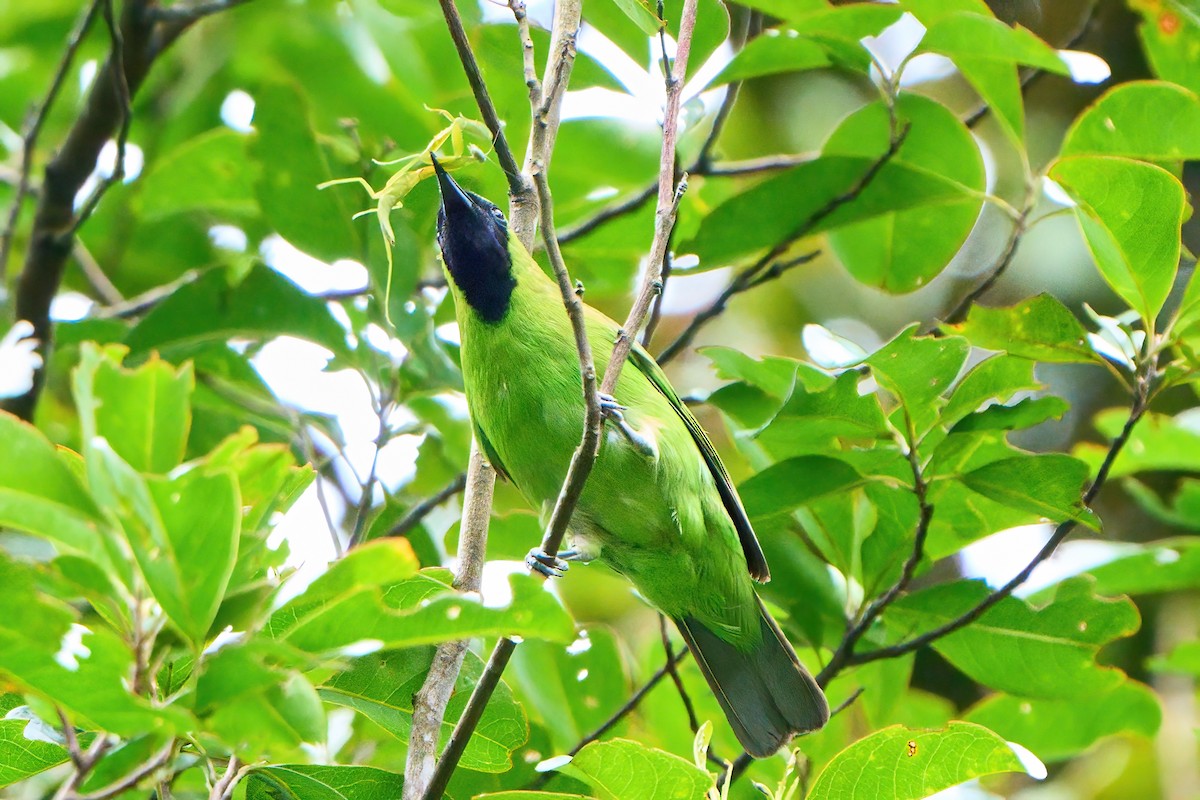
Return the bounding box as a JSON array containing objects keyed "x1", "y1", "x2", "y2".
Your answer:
[
  {"x1": 885, "y1": 577, "x2": 1140, "y2": 699},
  {"x1": 1150, "y1": 640, "x2": 1200, "y2": 676},
  {"x1": 949, "y1": 294, "x2": 1098, "y2": 363},
  {"x1": 683, "y1": 152, "x2": 976, "y2": 268},
  {"x1": 143, "y1": 469, "x2": 241, "y2": 645},
  {"x1": 1081, "y1": 538, "x2": 1200, "y2": 597},
  {"x1": 1076, "y1": 410, "x2": 1200, "y2": 479},
  {"x1": 124, "y1": 264, "x2": 351, "y2": 360},
  {"x1": 823, "y1": 94, "x2": 985, "y2": 293},
  {"x1": 319, "y1": 648, "x2": 528, "y2": 773},
  {"x1": 1134, "y1": 3, "x2": 1200, "y2": 95},
  {"x1": 267, "y1": 543, "x2": 576, "y2": 650},
  {"x1": 208, "y1": 671, "x2": 326, "y2": 757},
  {"x1": 139, "y1": 128, "x2": 259, "y2": 220},
  {"x1": 950, "y1": 396, "x2": 1069, "y2": 434},
  {"x1": 740, "y1": 455, "x2": 865, "y2": 520},
  {"x1": 560, "y1": 739, "x2": 713, "y2": 800},
  {"x1": 867, "y1": 327, "x2": 970, "y2": 438},
  {"x1": 756, "y1": 371, "x2": 889, "y2": 459},
  {"x1": 475, "y1": 794, "x2": 594, "y2": 800},
  {"x1": 961, "y1": 453, "x2": 1098, "y2": 529},
  {"x1": 1062, "y1": 80, "x2": 1200, "y2": 160},
  {"x1": 0, "y1": 412, "x2": 107, "y2": 561},
  {"x1": 0, "y1": 718, "x2": 69, "y2": 788},
  {"x1": 916, "y1": 11, "x2": 1068, "y2": 143},
  {"x1": 702, "y1": 346, "x2": 817, "y2": 400},
  {"x1": 510, "y1": 629, "x2": 628, "y2": 752},
  {"x1": 245, "y1": 765, "x2": 404, "y2": 800},
  {"x1": 1049, "y1": 155, "x2": 1185, "y2": 324},
  {"x1": 808, "y1": 721, "x2": 1033, "y2": 800},
  {"x1": 0, "y1": 555, "x2": 189, "y2": 736},
  {"x1": 940, "y1": 355, "x2": 1041, "y2": 430},
  {"x1": 86, "y1": 348, "x2": 195, "y2": 474},
  {"x1": 965, "y1": 682, "x2": 1161, "y2": 762},
  {"x1": 250, "y1": 83, "x2": 359, "y2": 263},
  {"x1": 712, "y1": 33, "x2": 833, "y2": 85}
]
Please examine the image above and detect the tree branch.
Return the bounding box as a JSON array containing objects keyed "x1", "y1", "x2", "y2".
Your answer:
[
  {"x1": 941, "y1": 199, "x2": 1033, "y2": 326},
  {"x1": 366, "y1": 472, "x2": 467, "y2": 545},
  {"x1": 0, "y1": 0, "x2": 103, "y2": 284},
  {"x1": 62, "y1": 741, "x2": 174, "y2": 800},
  {"x1": 437, "y1": 0, "x2": 524, "y2": 199},
  {"x1": 600, "y1": 0, "x2": 698, "y2": 394},
  {"x1": 151, "y1": 0, "x2": 255, "y2": 23}
]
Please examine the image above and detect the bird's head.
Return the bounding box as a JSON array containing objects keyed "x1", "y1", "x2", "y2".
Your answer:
[{"x1": 433, "y1": 155, "x2": 516, "y2": 324}]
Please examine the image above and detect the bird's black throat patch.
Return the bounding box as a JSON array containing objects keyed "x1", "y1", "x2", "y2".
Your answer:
[{"x1": 436, "y1": 187, "x2": 516, "y2": 325}]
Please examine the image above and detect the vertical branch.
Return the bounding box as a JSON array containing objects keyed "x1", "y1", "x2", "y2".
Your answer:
[
  {"x1": 403, "y1": 447, "x2": 494, "y2": 799},
  {"x1": 601, "y1": 0, "x2": 697, "y2": 394},
  {"x1": 0, "y1": 0, "x2": 103, "y2": 282}
]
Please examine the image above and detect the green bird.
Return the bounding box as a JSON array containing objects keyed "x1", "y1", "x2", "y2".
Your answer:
[{"x1": 433, "y1": 159, "x2": 829, "y2": 757}]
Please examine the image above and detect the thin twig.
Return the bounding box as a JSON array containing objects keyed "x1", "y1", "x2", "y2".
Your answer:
[
  {"x1": 657, "y1": 251, "x2": 820, "y2": 365},
  {"x1": 67, "y1": 741, "x2": 174, "y2": 800},
  {"x1": 360, "y1": 472, "x2": 468, "y2": 547},
  {"x1": 208, "y1": 756, "x2": 243, "y2": 800},
  {"x1": 700, "y1": 153, "x2": 814, "y2": 176},
  {"x1": 817, "y1": 442, "x2": 933, "y2": 686},
  {"x1": 69, "y1": 0, "x2": 132, "y2": 236},
  {"x1": 659, "y1": 615, "x2": 700, "y2": 733},
  {"x1": 658, "y1": 122, "x2": 910, "y2": 364},
  {"x1": 0, "y1": 0, "x2": 104, "y2": 282},
  {"x1": 72, "y1": 241, "x2": 123, "y2": 304},
  {"x1": 56, "y1": 709, "x2": 86, "y2": 772},
  {"x1": 437, "y1": 0, "x2": 524, "y2": 197},
  {"x1": 942, "y1": 200, "x2": 1033, "y2": 326},
  {"x1": 152, "y1": 0, "x2": 255, "y2": 22},
  {"x1": 600, "y1": 0, "x2": 699, "y2": 395},
  {"x1": 509, "y1": 0, "x2": 540, "y2": 106},
  {"x1": 851, "y1": 365, "x2": 1153, "y2": 667}
]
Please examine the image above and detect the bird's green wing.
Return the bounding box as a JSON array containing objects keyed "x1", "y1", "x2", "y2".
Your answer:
[
  {"x1": 473, "y1": 421, "x2": 511, "y2": 481},
  {"x1": 628, "y1": 345, "x2": 771, "y2": 582}
]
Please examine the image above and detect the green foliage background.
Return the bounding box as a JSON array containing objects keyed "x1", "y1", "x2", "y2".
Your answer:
[{"x1": 1, "y1": 0, "x2": 1199, "y2": 798}]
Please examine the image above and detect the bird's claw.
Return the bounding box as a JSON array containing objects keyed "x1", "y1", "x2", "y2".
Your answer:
[
  {"x1": 527, "y1": 548, "x2": 569, "y2": 578},
  {"x1": 598, "y1": 393, "x2": 656, "y2": 458}
]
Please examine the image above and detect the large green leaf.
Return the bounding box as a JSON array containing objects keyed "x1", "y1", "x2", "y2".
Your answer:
[
  {"x1": 1076, "y1": 410, "x2": 1200, "y2": 479},
  {"x1": 559, "y1": 739, "x2": 712, "y2": 800},
  {"x1": 245, "y1": 765, "x2": 404, "y2": 800},
  {"x1": 0, "y1": 719, "x2": 69, "y2": 788},
  {"x1": 755, "y1": 371, "x2": 890, "y2": 459},
  {"x1": 1049, "y1": 155, "x2": 1185, "y2": 325},
  {"x1": 916, "y1": 11, "x2": 1068, "y2": 143},
  {"x1": 739, "y1": 455, "x2": 866, "y2": 520},
  {"x1": 267, "y1": 543, "x2": 576, "y2": 650},
  {"x1": 139, "y1": 128, "x2": 259, "y2": 221},
  {"x1": 965, "y1": 682, "x2": 1161, "y2": 762},
  {"x1": 885, "y1": 577, "x2": 1140, "y2": 699},
  {"x1": 682, "y1": 153, "x2": 975, "y2": 268},
  {"x1": 123, "y1": 264, "x2": 351, "y2": 359},
  {"x1": 940, "y1": 355, "x2": 1041, "y2": 431},
  {"x1": 1134, "y1": 3, "x2": 1200, "y2": 95},
  {"x1": 320, "y1": 648, "x2": 528, "y2": 773},
  {"x1": 86, "y1": 347, "x2": 194, "y2": 474},
  {"x1": 0, "y1": 412, "x2": 107, "y2": 561},
  {"x1": 824, "y1": 94, "x2": 985, "y2": 293},
  {"x1": 961, "y1": 453, "x2": 1098, "y2": 529},
  {"x1": 0, "y1": 555, "x2": 189, "y2": 736},
  {"x1": 509, "y1": 629, "x2": 628, "y2": 752},
  {"x1": 250, "y1": 83, "x2": 360, "y2": 263},
  {"x1": 949, "y1": 294, "x2": 1098, "y2": 363},
  {"x1": 1061, "y1": 80, "x2": 1200, "y2": 160},
  {"x1": 143, "y1": 469, "x2": 241, "y2": 646},
  {"x1": 808, "y1": 721, "x2": 1033, "y2": 800},
  {"x1": 866, "y1": 327, "x2": 970, "y2": 438},
  {"x1": 1078, "y1": 538, "x2": 1200, "y2": 597}
]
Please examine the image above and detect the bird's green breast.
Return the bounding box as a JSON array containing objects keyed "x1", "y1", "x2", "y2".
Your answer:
[{"x1": 448, "y1": 239, "x2": 759, "y2": 645}]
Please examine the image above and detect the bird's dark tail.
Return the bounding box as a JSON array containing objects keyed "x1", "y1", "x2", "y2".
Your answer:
[{"x1": 673, "y1": 597, "x2": 829, "y2": 757}]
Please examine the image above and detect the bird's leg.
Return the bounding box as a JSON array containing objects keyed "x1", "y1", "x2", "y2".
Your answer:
[
  {"x1": 599, "y1": 393, "x2": 657, "y2": 458},
  {"x1": 526, "y1": 547, "x2": 589, "y2": 578}
]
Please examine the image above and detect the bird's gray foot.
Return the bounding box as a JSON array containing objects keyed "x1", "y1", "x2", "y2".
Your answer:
[
  {"x1": 526, "y1": 547, "x2": 570, "y2": 578},
  {"x1": 598, "y1": 393, "x2": 657, "y2": 458}
]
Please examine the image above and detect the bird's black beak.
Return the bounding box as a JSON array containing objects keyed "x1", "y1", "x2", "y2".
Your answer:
[
  {"x1": 432, "y1": 152, "x2": 476, "y2": 226},
  {"x1": 431, "y1": 154, "x2": 515, "y2": 324}
]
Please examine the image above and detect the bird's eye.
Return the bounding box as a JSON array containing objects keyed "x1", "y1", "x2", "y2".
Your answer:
[{"x1": 490, "y1": 207, "x2": 505, "y2": 221}]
